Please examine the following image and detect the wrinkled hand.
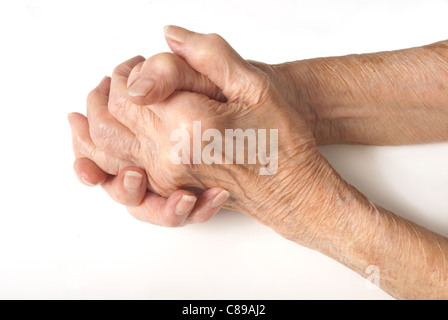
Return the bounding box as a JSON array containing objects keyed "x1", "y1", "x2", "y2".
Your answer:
[
  {"x1": 69, "y1": 70, "x2": 233, "y2": 226},
  {"x1": 68, "y1": 55, "x2": 231, "y2": 226},
  {"x1": 70, "y1": 26, "x2": 327, "y2": 231}
]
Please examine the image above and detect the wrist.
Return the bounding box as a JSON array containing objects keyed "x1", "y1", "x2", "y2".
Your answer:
[
  {"x1": 267, "y1": 59, "x2": 349, "y2": 145},
  {"x1": 248, "y1": 59, "x2": 352, "y2": 145},
  {"x1": 268, "y1": 157, "x2": 353, "y2": 245},
  {"x1": 250, "y1": 153, "x2": 371, "y2": 253},
  {"x1": 234, "y1": 150, "x2": 347, "y2": 246},
  {"x1": 274, "y1": 58, "x2": 354, "y2": 145}
]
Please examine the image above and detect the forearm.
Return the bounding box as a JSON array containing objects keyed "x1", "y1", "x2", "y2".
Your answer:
[
  {"x1": 323, "y1": 191, "x2": 448, "y2": 299},
  {"x1": 267, "y1": 161, "x2": 448, "y2": 299},
  {"x1": 276, "y1": 40, "x2": 448, "y2": 145}
]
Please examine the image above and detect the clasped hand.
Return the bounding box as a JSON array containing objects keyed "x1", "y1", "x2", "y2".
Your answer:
[{"x1": 68, "y1": 26, "x2": 327, "y2": 230}]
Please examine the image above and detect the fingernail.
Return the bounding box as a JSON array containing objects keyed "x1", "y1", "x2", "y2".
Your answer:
[
  {"x1": 123, "y1": 171, "x2": 143, "y2": 191},
  {"x1": 81, "y1": 176, "x2": 97, "y2": 187},
  {"x1": 127, "y1": 78, "x2": 156, "y2": 97},
  {"x1": 164, "y1": 25, "x2": 185, "y2": 43},
  {"x1": 212, "y1": 190, "x2": 230, "y2": 208},
  {"x1": 176, "y1": 195, "x2": 197, "y2": 216}
]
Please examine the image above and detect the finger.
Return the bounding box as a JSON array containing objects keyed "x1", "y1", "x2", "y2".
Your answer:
[
  {"x1": 71, "y1": 138, "x2": 84, "y2": 159},
  {"x1": 108, "y1": 55, "x2": 153, "y2": 134},
  {"x1": 127, "y1": 190, "x2": 197, "y2": 227},
  {"x1": 86, "y1": 76, "x2": 141, "y2": 160},
  {"x1": 150, "y1": 89, "x2": 219, "y2": 124},
  {"x1": 126, "y1": 52, "x2": 225, "y2": 105},
  {"x1": 73, "y1": 157, "x2": 108, "y2": 187},
  {"x1": 185, "y1": 188, "x2": 230, "y2": 224},
  {"x1": 101, "y1": 167, "x2": 148, "y2": 207},
  {"x1": 70, "y1": 112, "x2": 109, "y2": 187},
  {"x1": 164, "y1": 25, "x2": 266, "y2": 102},
  {"x1": 68, "y1": 112, "x2": 97, "y2": 159},
  {"x1": 68, "y1": 112, "x2": 133, "y2": 175}
]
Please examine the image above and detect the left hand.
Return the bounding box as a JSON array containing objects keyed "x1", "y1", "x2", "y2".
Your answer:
[{"x1": 68, "y1": 55, "x2": 230, "y2": 227}]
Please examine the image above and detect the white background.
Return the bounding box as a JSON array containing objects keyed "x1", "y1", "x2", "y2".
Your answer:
[{"x1": 0, "y1": 0, "x2": 447, "y2": 299}]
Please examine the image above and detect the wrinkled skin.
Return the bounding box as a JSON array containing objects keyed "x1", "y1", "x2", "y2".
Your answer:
[
  {"x1": 69, "y1": 26, "x2": 448, "y2": 299},
  {"x1": 71, "y1": 27, "x2": 323, "y2": 224}
]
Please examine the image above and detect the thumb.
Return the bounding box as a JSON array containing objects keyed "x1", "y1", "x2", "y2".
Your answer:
[
  {"x1": 127, "y1": 52, "x2": 225, "y2": 105},
  {"x1": 164, "y1": 25, "x2": 265, "y2": 102}
]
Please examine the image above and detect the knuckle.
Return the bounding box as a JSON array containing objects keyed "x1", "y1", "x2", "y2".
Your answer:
[
  {"x1": 148, "y1": 53, "x2": 179, "y2": 78},
  {"x1": 206, "y1": 33, "x2": 225, "y2": 46},
  {"x1": 196, "y1": 33, "x2": 225, "y2": 57},
  {"x1": 107, "y1": 94, "x2": 125, "y2": 117},
  {"x1": 89, "y1": 118, "x2": 108, "y2": 148},
  {"x1": 150, "y1": 52, "x2": 176, "y2": 66},
  {"x1": 130, "y1": 141, "x2": 142, "y2": 164},
  {"x1": 72, "y1": 133, "x2": 92, "y2": 159},
  {"x1": 86, "y1": 89, "x2": 98, "y2": 107},
  {"x1": 89, "y1": 147, "x2": 98, "y2": 163}
]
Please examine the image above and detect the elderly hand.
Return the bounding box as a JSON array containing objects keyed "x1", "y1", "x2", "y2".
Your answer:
[
  {"x1": 69, "y1": 26, "x2": 448, "y2": 299},
  {"x1": 69, "y1": 76, "x2": 232, "y2": 226},
  {"x1": 69, "y1": 26, "x2": 333, "y2": 232}
]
